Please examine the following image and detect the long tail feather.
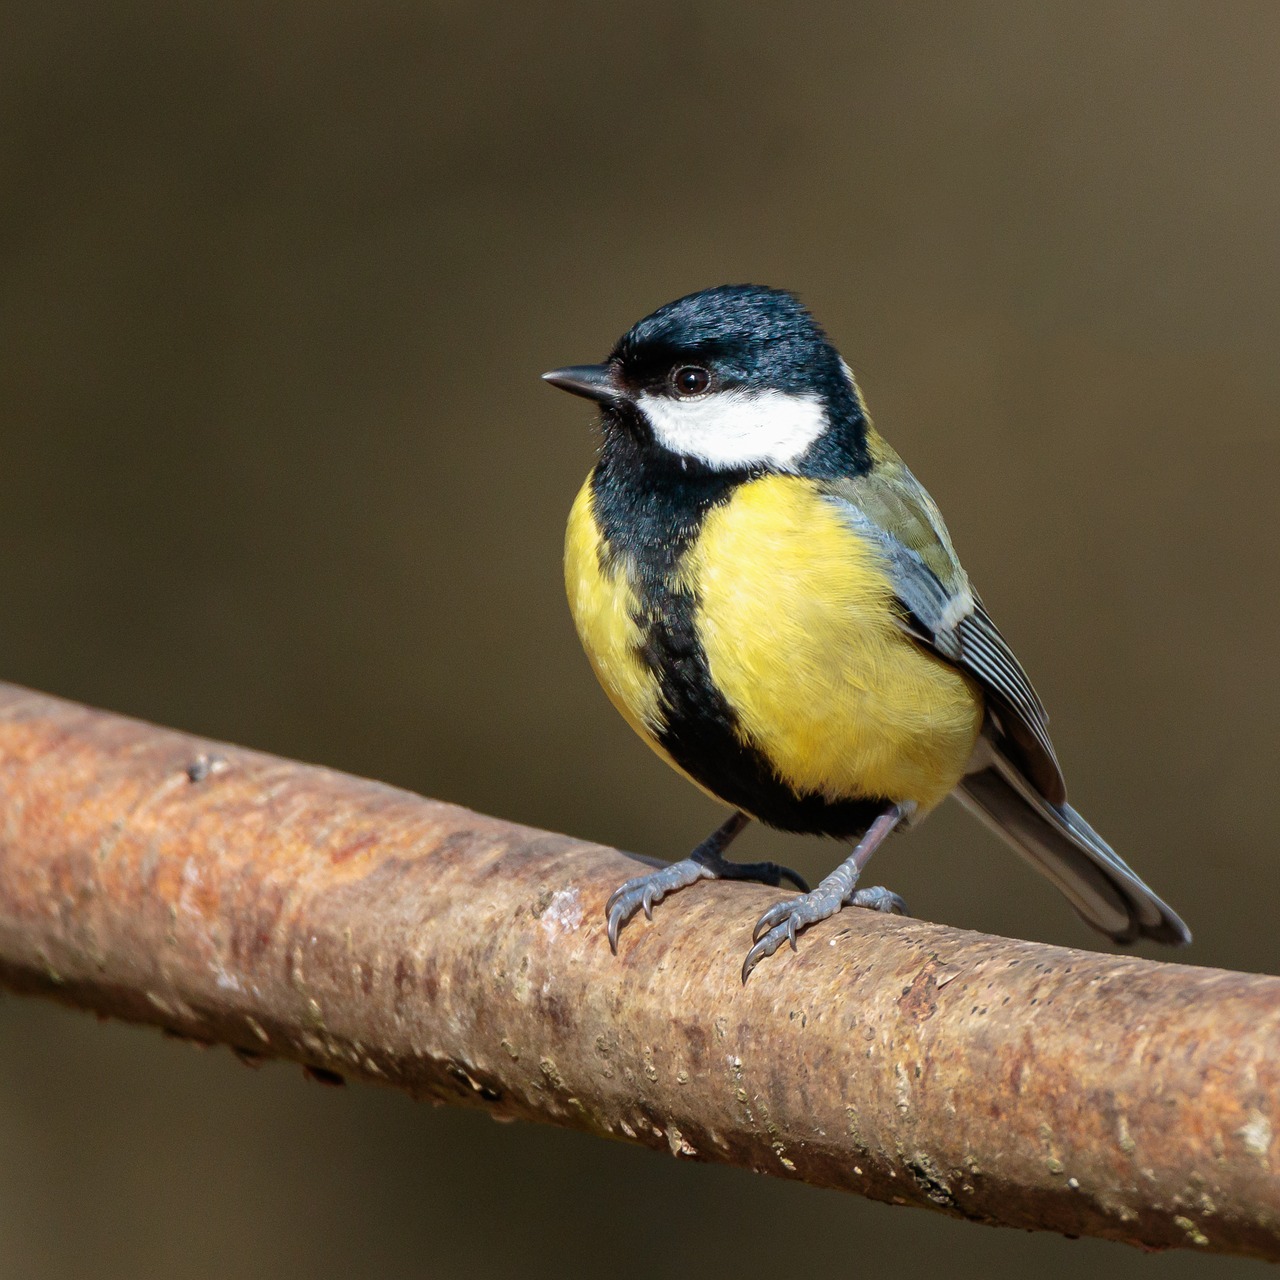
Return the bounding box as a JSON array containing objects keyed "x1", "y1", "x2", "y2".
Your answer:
[{"x1": 955, "y1": 763, "x2": 1190, "y2": 946}]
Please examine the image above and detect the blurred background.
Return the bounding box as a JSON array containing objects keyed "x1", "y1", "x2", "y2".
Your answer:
[{"x1": 0, "y1": 2, "x2": 1276, "y2": 1276}]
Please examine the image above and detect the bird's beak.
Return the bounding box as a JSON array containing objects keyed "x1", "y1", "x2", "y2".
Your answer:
[{"x1": 541, "y1": 363, "x2": 625, "y2": 404}]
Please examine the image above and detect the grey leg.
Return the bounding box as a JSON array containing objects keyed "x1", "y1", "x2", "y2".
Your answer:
[
  {"x1": 740, "y1": 802, "x2": 913, "y2": 983},
  {"x1": 606, "y1": 812, "x2": 809, "y2": 952}
]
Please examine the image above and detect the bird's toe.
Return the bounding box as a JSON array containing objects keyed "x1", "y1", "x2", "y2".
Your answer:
[
  {"x1": 603, "y1": 858, "x2": 711, "y2": 951},
  {"x1": 743, "y1": 888, "x2": 846, "y2": 979},
  {"x1": 850, "y1": 885, "x2": 909, "y2": 915}
]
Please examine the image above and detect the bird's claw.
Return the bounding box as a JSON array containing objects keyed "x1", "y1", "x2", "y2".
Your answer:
[
  {"x1": 604, "y1": 852, "x2": 809, "y2": 953},
  {"x1": 747, "y1": 887, "x2": 842, "y2": 953},
  {"x1": 741, "y1": 884, "x2": 908, "y2": 982},
  {"x1": 605, "y1": 858, "x2": 711, "y2": 953}
]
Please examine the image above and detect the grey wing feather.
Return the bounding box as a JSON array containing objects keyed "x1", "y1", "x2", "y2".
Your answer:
[
  {"x1": 825, "y1": 486, "x2": 1064, "y2": 801},
  {"x1": 955, "y1": 604, "x2": 1065, "y2": 803}
]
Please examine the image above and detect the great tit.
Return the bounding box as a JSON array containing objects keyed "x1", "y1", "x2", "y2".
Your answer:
[{"x1": 544, "y1": 285, "x2": 1190, "y2": 981}]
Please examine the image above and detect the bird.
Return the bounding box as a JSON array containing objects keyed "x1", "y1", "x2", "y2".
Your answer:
[{"x1": 543, "y1": 284, "x2": 1190, "y2": 982}]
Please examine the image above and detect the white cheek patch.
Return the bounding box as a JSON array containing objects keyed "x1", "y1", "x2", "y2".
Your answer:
[{"x1": 636, "y1": 389, "x2": 828, "y2": 470}]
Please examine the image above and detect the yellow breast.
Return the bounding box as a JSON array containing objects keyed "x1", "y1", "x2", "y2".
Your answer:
[
  {"x1": 563, "y1": 477, "x2": 667, "y2": 748},
  {"x1": 681, "y1": 474, "x2": 983, "y2": 814}
]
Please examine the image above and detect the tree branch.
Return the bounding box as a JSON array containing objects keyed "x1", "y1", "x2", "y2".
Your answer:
[{"x1": 0, "y1": 683, "x2": 1274, "y2": 1258}]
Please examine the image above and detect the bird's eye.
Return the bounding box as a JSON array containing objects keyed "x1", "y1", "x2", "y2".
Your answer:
[{"x1": 671, "y1": 365, "x2": 711, "y2": 397}]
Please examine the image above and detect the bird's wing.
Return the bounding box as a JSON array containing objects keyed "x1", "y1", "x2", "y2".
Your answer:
[{"x1": 822, "y1": 436, "x2": 1067, "y2": 804}]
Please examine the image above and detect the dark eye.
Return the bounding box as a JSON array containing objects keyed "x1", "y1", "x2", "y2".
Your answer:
[{"x1": 671, "y1": 365, "x2": 711, "y2": 397}]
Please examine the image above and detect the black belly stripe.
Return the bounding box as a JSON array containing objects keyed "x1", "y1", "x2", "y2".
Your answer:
[{"x1": 590, "y1": 430, "x2": 888, "y2": 839}]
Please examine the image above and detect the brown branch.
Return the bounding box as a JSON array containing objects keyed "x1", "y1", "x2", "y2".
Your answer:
[{"x1": 0, "y1": 683, "x2": 1274, "y2": 1258}]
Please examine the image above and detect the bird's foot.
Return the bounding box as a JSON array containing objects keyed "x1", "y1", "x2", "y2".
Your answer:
[
  {"x1": 606, "y1": 858, "x2": 712, "y2": 952},
  {"x1": 741, "y1": 883, "x2": 907, "y2": 983},
  {"x1": 740, "y1": 801, "x2": 912, "y2": 982},
  {"x1": 605, "y1": 847, "x2": 807, "y2": 953}
]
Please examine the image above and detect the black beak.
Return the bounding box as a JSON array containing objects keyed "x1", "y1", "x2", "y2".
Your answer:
[{"x1": 541, "y1": 363, "x2": 624, "y2": 404}]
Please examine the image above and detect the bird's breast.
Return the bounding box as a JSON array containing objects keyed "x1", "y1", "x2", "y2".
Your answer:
[
  {"x1": 565, "y1": 469, "x2": 984, "y2": 828},
  {"x1": 679, "y1": 474, "x2": 983, "y2": 814}
]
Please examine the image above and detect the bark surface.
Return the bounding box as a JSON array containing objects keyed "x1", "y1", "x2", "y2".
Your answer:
[{"x1": 0, "y1": 684, "x2": 1274, "y2": 1258}]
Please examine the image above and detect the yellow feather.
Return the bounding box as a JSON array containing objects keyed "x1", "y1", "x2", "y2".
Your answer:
[
  {"x1": 683, "y1": 475, "x2": 983, "y2": 814},
  {"x1": 563, "y1": 478, "x2": 664, "y2": 740}
]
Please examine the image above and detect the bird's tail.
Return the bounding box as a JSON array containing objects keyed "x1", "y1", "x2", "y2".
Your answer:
[{"x1": 955, "y1": 761, "x2": 1190, "y2": 946}]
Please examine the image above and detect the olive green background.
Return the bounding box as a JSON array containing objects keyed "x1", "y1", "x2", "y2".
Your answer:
[{"x1": 1, "y1": 3, "x2": 1277, "y2": 1277}]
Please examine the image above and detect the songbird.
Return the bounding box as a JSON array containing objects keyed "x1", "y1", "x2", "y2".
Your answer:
[{"x1": 544, "y1": 285, "x2": 1189, "y2": 981}]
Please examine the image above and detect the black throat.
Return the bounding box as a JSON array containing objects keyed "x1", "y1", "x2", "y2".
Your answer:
[{"x1": 589, "y1": 419, "x2": 742, "y2": 585}]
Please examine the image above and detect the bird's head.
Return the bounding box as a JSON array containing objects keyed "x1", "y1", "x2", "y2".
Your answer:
[{"x1": 543, "y1": 285, "x2": 868, "y2": 475}]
